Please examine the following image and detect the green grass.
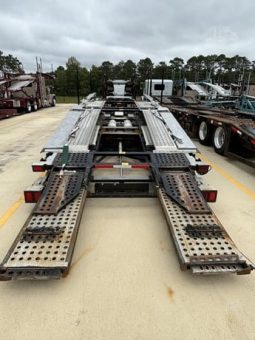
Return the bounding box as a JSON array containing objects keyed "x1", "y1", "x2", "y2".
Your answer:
[{"x1": 56, "y1": 96, "x2": 78, "y2": 104}]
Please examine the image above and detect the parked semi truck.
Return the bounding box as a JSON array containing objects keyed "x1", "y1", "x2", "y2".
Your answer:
[
  {"x1": 0, "y1": 73, "x2": 56, "y2": 119},
  {"x1": 144, "y1": 79, "x2": 255, "y2": 168},
  {"x1": 143, "y1": 79, "x2": 173, "y2": 97},
  {"x1": 0, "y1": 80, "x2": 253, "y2": 281}
]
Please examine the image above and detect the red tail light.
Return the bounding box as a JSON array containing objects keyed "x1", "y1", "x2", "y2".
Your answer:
[
  {"x1": 202, "y1": 190, "x2": 217, "y2": 202},
  {"x1": 32, "y1": 164, "x2": 45, "y2": 172},
  {"x1": 33, "y1": 191, "x2": 42, "y2": 202},
  {"x1": 24, "y1": 191, "x2": 33, "y2": 203},
  {"x1": 24, "y1": 190, "x2": 41, "y2": 203},
  {"x1": 196, "y1": 164, "x2": 211, "y2": 175}
]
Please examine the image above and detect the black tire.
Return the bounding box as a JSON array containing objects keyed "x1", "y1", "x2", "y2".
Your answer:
[
  {"x1": 32, "y1": 102, "x2": 38, "y2": 111},
  {"x1": 51, "y1": 98, "x2": 56, "y2": 107},
  {"x1": 198, "y1": 120, "x2": 212, "y2": 145},
  {"x1": 213, "y1": 125, "x2": 230, "y2": 155},
  {"x1": 26, "y1": 103, "x2": 32, "y2": 113}
]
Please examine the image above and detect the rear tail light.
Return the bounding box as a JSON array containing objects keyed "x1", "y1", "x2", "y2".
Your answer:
[
  {"x1": 32, "y1": 164, "x2": 45, "y2": 172},
  {"x1": 202, "y1": 190, "x2": 217, "y2": 203},
  {"x1": 196, "y1": 164, "x2": 211, "y2": 175},
  {"x1": 24, "y1": 191, "x2": 33, "y2": 203},
  {"x1": 24, "y1": 190, "x2": 42, "y2": 203},
  {"x1": 33, "y1": 191, "x2": 42, "y2": 202},
  {"x1": 24, "y1": 185, "x2": 43, "y2": 203}
]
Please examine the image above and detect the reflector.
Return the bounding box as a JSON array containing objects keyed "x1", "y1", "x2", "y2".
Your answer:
[
  {"x1": 201, "y1": 190, "x2": 217, "y2": 203},
  {"x1": 196, "y1": 164, "x2": 210, "y2": 175}
]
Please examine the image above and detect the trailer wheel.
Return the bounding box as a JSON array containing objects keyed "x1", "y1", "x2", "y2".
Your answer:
[
  {"x1": 32, "y1": 103, "x2": 38, "y2": 111},
  {"x1": 198, "y1": 121, "x2": 212, "y2": 145},
  {"x1": 51, "y1": 98, "x2": 56, "y2": 107},
  {"x1": 26, "y1": 103, "x2": 32, "y2": 113},
  {"x1": 213, "y1": 126, "x2": 229, "y2": 155}
]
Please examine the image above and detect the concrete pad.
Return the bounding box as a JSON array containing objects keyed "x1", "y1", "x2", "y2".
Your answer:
[{"x1": 0, "y1": 106, "x2": 254, "y2": 340}]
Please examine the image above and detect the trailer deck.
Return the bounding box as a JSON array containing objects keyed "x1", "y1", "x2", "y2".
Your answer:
[
  {"x1": 0, "y1": 93, "x2": 253, "y2": 280},
  {"x1": 0, "y1": 104, "x2": 255, "y2": 339},
  {"x1": 158, "y1": 98, "x2": 255, "y2": 168}
]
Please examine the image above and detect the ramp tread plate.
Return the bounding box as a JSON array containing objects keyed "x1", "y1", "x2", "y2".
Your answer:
[
  {"x1": 158, "y1": 189, "x2": 252, "y2": 274},
  {"x1": 161, "y1": 171, "x2": 210, "y2": 213},
  {"x1": 34, "y1": 172, "x2": 84, "y2": 215},
  {"x1": 0, "y1": 190, "x2": 86, "y2": 280},
  {"x1": 53, "y1": 152, "x2": 89, "y2": 168},
  {"x1": 152, "y1": 153, "x2": 190, "y2": 168}
]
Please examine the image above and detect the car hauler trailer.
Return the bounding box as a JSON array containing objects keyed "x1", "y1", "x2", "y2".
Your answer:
[
  {"x1": 144, "y1": 80, "x2": 255, "y2": 168},
  {"x1": 0, "y1": 82, "x2": 253, "y2": 280},
  {"x1": 0, "y1": 73, "x2": 56, "y2": 119},
  {"x1": 161, "y1": 102, "x2": 255, "y2": 168}
]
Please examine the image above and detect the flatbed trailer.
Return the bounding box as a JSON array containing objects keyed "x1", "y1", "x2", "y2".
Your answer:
[
  {"x1": 0, "y1": 90, "x2": 253, "y2": 280},
  {"x1": 156, "y1": 97, "x2": 255, "y2": 168}
]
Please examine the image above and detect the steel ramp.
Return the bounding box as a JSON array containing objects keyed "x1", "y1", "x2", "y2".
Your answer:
[
  {"x1": 158, "y1": 189, "x2": 253, "y2": 275},
  {"x1": 0, "y1": 190, "x2": 87, "y2": 280},
  {"x1": 34, "y1": 171, "x2": 85, "y2": 215},
  {"x1": 161, "y1": 171, "x2": 211, "y2": 214}
]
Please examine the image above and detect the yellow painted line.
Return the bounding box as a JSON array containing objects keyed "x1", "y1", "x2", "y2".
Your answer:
[
  {"x1": 0, "y1": 196, "x2": 24, "y2": 229},
  {"x1": 200, "y1": 153, "x2": 255, "y2": 201},
  {"x1": 0, "y1": 173, "x2": 46, "y2": 229}
]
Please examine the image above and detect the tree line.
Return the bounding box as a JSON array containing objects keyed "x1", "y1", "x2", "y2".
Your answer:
[
  {"x1": 1, "y1": 51, "x2": 255, "y2": 97},
  {"x1": 55, "y1": 54, "x2": 255, "y2": 97}
]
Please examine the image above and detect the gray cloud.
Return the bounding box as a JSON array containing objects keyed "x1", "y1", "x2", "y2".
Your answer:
[{"x1": 0, "y1": 0, "x2": 254, "y2": 71}]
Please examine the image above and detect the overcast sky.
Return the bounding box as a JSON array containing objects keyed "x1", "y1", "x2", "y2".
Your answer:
[{"x1": 0, "y1": 0, "x2": 254, "y2": 72}]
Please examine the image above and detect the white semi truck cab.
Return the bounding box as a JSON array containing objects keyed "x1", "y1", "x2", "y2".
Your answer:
[{"x1": 143, "y1": 79, "x2": 173, "y2": 97}]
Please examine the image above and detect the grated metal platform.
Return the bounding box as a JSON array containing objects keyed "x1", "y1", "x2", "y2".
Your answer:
[
  {"x1": 158, "y1": 189, "x2": 253, "y2": 275},
  {"x1": 151, "y1": 153, "x2": 190, "y2": 169},
  {"x1": 53, "y1": 152, "x2": 90, "y2": 169},
  {"x1": 0, "y1": 190, "x2": 87, "y2": 280}
]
